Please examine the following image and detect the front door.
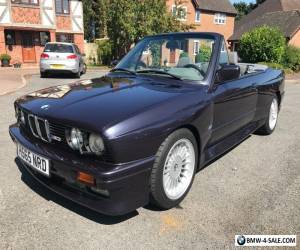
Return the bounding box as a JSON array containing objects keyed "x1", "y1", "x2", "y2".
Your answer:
[
  {"x1": 22, "y1": 32, "x2": 36, "y2": 63},
  {"x1": 209, "y1": 40, "x2": 257, "y2": 146}
]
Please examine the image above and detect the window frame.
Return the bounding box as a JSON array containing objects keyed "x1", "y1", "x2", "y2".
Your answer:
[
  {"x1": 214, "y1": 13, "x2": 227, "y2": 25},
  {"x1": 39, "y1": 31, "x2": 50, "y2": 46},
  {"x1": 195, "y1": 10, "x2": 201, "y2": 23},
  {"x1": 55, "y1": 0, "x2": 70, "y2": 15},
  {"x1": 193, "y1": 40, "x2": 200, "y2": 55},
  {"x1": 172, "y1": 5, "x2": 187, "y2": 21},
  {"x1": 56, "y1": 33, "x2": 74, "y2": 43},
  {"x1": 11, "y1": 0, "x2": 39, "y2": 6},
  {"x1": 4, "y1": 30, "x2": 16, "y2": 46}
]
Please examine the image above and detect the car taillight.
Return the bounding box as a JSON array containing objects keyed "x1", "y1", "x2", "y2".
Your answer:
[
  {"x1": 67, "y1": 54, "x2": 78, "y2": 59},
  {"x1": 40, "y1": 53, "x2": 49, "y2": 59}
]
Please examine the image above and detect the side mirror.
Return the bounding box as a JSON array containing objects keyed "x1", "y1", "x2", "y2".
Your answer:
[
  {"x1": 215, "y1": 64, "x2": 240, "y2": 83},
  {"x1": 111, "y1": 60, "x2": 119, "y2": 68}
]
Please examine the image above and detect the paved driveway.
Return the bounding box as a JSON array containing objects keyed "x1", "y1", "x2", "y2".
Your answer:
[{"x1": 0, "y1": 74, "x2": 299, "y2": 249}]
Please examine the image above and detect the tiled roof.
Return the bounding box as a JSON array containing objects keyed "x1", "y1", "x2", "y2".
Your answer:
[
  {"x1": 193, "y1": 0, "x2": 237, "y2": 15},
  {"x1": 229, "y1": 0, "x2": 300, "y2": 41},
  {"x1": 229, "y1": 10, "x2": 300, "y2": 41}
]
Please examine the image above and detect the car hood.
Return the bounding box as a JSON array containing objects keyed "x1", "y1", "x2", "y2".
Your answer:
[{"x1": 16, "y1": 74, "x2": 202, "y2": 133}]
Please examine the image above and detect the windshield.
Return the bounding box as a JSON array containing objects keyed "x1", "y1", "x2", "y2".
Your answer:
[
  {"x1": 44, "y1": 44, "x2": 74, "y2": 53},
  {"x1": 116, "y1": 34, "x2": 215, "y2": 81}
]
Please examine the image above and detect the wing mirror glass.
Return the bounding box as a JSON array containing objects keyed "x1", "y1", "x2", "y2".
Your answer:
[{"x1": 215, "y1": 64, "x2": 240, "y2": 84}]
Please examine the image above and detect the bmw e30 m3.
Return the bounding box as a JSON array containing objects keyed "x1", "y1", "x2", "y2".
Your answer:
[{"x1": 9, "y1": 32, "x2": 285, "y2": 216}]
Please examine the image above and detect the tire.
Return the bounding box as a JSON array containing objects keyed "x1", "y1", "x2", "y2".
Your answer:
[
  {"x1": 82, "y1": 63, "x2": 87, "y2": 75},
  {"x1": 40, "y1": 72, "x2": 47, "y2": 78},
  {"x1": 150, "y1": 128, "x2": 198, "y2": 209},
  {"x1": 74, "y1": 70, "x2": 81, "y2": 79},
  {"x1": 257, "y1": 96, "x2": 279, "y2": 135}
]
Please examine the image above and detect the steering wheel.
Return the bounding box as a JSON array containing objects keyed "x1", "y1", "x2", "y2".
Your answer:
[{"x1": 183, "y1": 64, "x2": 206, "y2": 77}]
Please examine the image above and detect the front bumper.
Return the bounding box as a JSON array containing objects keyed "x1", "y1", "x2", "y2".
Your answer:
[{"x1": 9, "y1": 124, "x2": 154, "y2": 216}]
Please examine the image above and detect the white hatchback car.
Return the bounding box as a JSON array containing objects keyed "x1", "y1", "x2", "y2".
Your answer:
[{"x1": 40, "y1": 42, "x2": 87, "y2": 78}]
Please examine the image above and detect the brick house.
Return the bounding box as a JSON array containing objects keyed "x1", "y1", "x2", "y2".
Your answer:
[
  {"x1": 0, "y1": 0, "x2": 84, "y2": 65},
  {"x1": 229, "y1": 0, "x2": 300, "y2": 50},
  {"x1": 166, "y1": 0, "x2": 237, "y2": 43}
]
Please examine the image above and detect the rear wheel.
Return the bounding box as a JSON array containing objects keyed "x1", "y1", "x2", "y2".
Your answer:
[
  {"x1": 74, "y1": 70, "x2": 81, "y2": 79},
  {"x1": 150, "y1": 129, "x2": 198, "y2": 209},
  {"x1": 82, "y1": 63, "x2": 87, "y2": 74},
  {"x1": 257, "y1": 96, "x2": 279, "y2": 135},
  {"x1": 40, "y1": 72, "x2": 47, "y2": 78}
]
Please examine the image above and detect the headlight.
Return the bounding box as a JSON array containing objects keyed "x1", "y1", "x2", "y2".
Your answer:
[
  {"x1": 20, "y1": 110, "x2": 25, "y2": 124},
  {"x1": 15, "y1": 106, "x2": 25, "y2": 125},
  {"x1": 66, "y1": 128, "x2": 105, "y2": 156},
  {"x1": 66, "y1": 128, "x2": 84, "y2": 150},
  {"x1": 15, "y1": 106, "x2": 20, "y2": 119},
  {"x1": 88, "y1": 133, "x2": 105, "y2": 155}
]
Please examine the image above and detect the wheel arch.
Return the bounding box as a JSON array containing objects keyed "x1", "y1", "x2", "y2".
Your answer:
[
  {"x1": 276, "y1": 91, "x2": 282, "y2": 107},
  {"x1": 174, "y1": 124, "x2": 202, "y2": 167}
]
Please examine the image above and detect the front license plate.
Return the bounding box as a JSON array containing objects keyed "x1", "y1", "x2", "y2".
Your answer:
[
  {"x1": 17, "y1": 144, "x2": 50, "y2": 177},
  {"x1": 50, "y1": 64, "x2": 65, "y2": 69}
]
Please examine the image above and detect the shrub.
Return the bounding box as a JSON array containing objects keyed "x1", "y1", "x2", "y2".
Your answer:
[
  {"x1": 282, "y1": 45, "x2": 300, "y2": 72},
  {"x1": 97, "y1": 40, "x2": 112, "y2": 65},
  {"x1": 180, "y1": 52, "x2": 189, "y2": 58},
  {"x1": 238, "y1": 26, "x2": 286, "y2": 63},
  {"x1": 0, "y1": 54, "x2": 11, "y2": 61},
  {"x1": 195, "y1": 45, "x2": 212, "y2": 63}
]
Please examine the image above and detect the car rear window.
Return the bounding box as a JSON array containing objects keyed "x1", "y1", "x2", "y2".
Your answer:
[{"x1": 44, "y1": 44, "x2": 74, "y2": 53}]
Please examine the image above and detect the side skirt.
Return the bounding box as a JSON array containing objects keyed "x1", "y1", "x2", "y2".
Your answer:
[{"x1": 200, "y1": 120, "x2": 264, "y2": 169}]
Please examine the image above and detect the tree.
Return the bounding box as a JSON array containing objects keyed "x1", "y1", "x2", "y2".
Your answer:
[
  {"x1": 233, "y1": 2, "x2": 252, "y2": 21},
  {"x1": 233, "y1": 0, "x2": 266, "y2": 21},
  {"x1": 238, "y1": 26, "x2": 286, "y2": 63},
  {"x1": 107, "y1": 0, "x2": 193, "y2": 59},
  {"x1": 82, "y1": 0, "x2": 109, "y2": 42}
]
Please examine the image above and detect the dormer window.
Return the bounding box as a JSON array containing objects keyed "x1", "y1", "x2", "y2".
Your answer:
[{"x1": 55, "y1": 0, "x2": 70, "y2": 15}]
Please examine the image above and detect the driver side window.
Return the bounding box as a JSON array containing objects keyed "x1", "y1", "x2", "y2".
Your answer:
[{"x1": 219, "y1": 40, "x2": 229, "y2": 66}]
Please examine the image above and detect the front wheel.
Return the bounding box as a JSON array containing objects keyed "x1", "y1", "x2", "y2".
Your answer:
[
  {"x1": 150, "y1": 129, "x2": 198, "y2": 209},
  {"x1": 257, "y1": 96, "x2": 279, "y2": 135}
]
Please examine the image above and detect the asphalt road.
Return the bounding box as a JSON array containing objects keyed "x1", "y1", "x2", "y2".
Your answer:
[{"x1": 0, "y1": 72, "x2": 299, "y2": 249}]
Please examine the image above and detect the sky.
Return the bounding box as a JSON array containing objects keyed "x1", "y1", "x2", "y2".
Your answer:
[{"x1": 230, "y1": 0, "x2": 255, "y2": 3}]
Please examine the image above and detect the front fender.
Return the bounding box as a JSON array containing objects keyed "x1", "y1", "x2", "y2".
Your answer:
[{"x1": 104, "y1": 91, "x2": 212, "y2": 163}]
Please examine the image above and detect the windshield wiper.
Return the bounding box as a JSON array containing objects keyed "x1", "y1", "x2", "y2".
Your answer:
[
  {"x1": 110, "y1": 68, "x2": 137, "y2": 75},
  {"x1": 137, "y1": 69, "x2": 182, "y2": 80}
]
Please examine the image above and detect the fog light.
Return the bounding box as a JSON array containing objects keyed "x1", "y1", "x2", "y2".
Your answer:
[
  {"x1": 77, "y1": 172, "x2": 95, "y2": 186},
  {"x1": 90, "y1": 187, "x2": 110, "y2": 197}
]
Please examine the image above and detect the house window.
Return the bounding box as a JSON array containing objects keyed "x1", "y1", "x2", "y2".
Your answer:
[
  {"x1": 11, "y1": 0, "x2": 39, "y2": 5},
  {"x1": 193, "y1": 40, "x2": 200, "y2": 55},
  {"x1": 195, "y1": 10, "x2": 201, "y2": 23},
  {"x1": 56, "y1": 33, "x2": 74, "y2": 43},
  {"x1": 4, "y1": 30, "x2": 16, "y2": 45},
  {"x1": 172, "y1": 5, "x2": 187, "y2": 21},
  {"x1": 55, "y1": 0, "x2": 70, "y2": 14},
  {"x1": 40, "y1": 32, "x2": 50, "y2": 46},
  {"x1": 214, "y1": 13, "x2": 226, "y2": 24}
]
